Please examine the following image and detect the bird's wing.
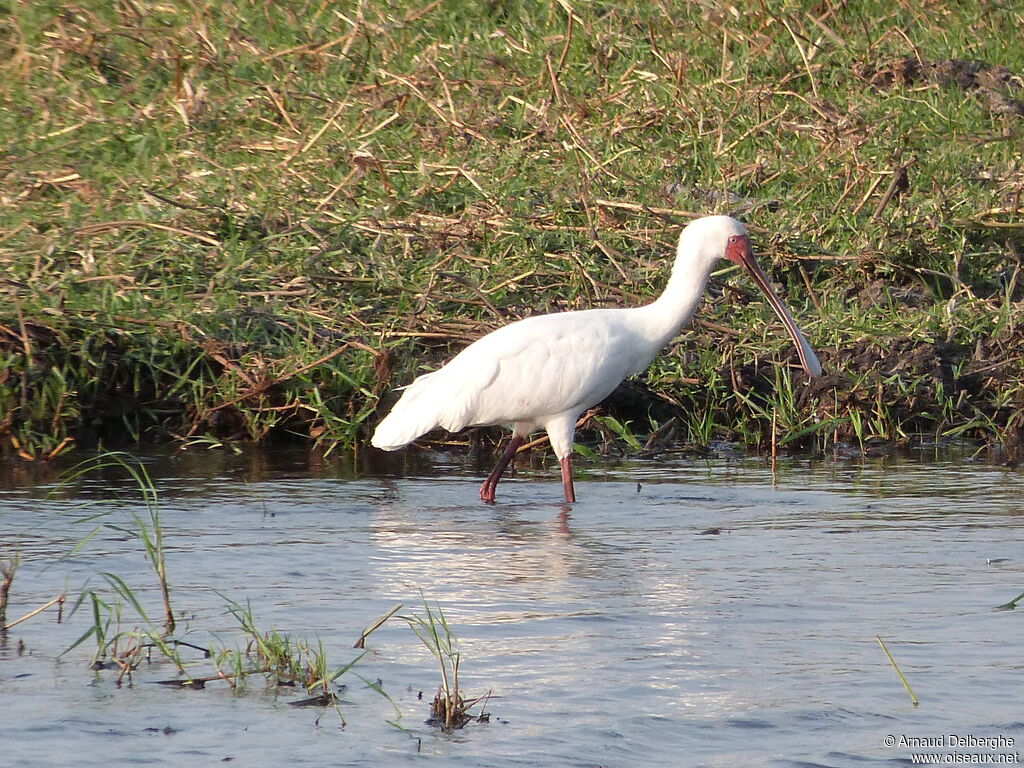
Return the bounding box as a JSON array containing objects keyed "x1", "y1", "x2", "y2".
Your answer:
[
  {"x1": 436, "y1": 311, "x2": 631, "y2": 430},
  {"x1": 370, "y1": 356, "x2": 497, "y2": 450},
  {"x1": 372, "y1": 310, "x2": 637, "y2": 449}
]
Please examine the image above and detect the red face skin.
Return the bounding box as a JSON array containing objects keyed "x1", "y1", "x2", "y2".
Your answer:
[
  {"x1": 724, "y1": 234, "x2": 822, "y2": 378},
  {"x1": 725, "y1": 234, "x2": 753, "y2": 265}
]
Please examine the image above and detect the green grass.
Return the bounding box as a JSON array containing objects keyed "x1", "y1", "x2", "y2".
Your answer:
[
  {"x1": 54, "y1": 451, "x2": 382, "y2": 717},
  {"x1": 218, "y1": 597, "x2": 367, "y2": 704},
  {"x1": 63, "y1": 452, "x2": 176, "y2": 632},
  {"x1": 2, "y1": 1, "x2": 1023, "y2": 458},
  {"x1": 402, "y1": 596, "x2": 489, "y2": 729}
]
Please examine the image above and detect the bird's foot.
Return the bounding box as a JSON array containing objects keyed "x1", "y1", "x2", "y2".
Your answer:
[{"x1": 479, "y1": 479, "x2": 497, "y2": 504}]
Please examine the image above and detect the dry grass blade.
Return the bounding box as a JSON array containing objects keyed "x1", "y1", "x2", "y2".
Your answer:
[
  {"x1": 352, "y1": 602, "x2": 403, "y2": 648},
  {"x1": 3, "y1": 594, "x2": 65, "y2": 632},
  {"x1": 876, "y1": 635, "x2": 920, "y2": 707},
  {"x1": 74, "y1": 221, "x2": 222, "y2": 247}
]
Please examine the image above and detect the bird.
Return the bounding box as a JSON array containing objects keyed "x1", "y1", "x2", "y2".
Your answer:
[{"x1": 371, "y1": 215, "x2": 823, "y2": 503}]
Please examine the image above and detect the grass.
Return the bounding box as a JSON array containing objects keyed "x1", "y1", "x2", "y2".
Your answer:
[
  {"x1": 876, "y1": 635, "x2": 920, "y2": 707},
  {"x1": 65, "y1": 583, "x2": 192, "y2": 684},
  {"x1": 63, "y1": 452, "x2": 176, "y2": 632},
  {"x1": 995, "y1": 590, "x2": 1024, "y2": 611},
  {"x1": 216, "y1": 597, "x2": 369, "y2": 708},
  {"x1": 1, "y1": 1, "x2": 1023, "y2": 460},
  {"x1": 402, "y1": 597, "x2": 490, "y2": 730},
  {"x1": 60, "y1": 451, "x2": 188, "y2": 681},
  {"x1": 0, "y1": 549, "x2": 19, "y2": 628}
]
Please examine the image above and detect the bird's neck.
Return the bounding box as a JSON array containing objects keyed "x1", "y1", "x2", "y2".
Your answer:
[{"x1": 636, "y1": 249, "x2": 714, "y2": 346}]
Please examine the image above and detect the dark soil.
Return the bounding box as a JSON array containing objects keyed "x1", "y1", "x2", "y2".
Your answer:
[{"x1": 855, "y1": 56, "x2": 1024, "y2": 117}]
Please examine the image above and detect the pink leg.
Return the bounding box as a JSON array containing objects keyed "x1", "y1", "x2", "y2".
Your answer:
[
  {"x1": 560, "y1": 456, "x2": 576, "y2": 503},
  {"x1": 479, "y1": 435, "x2": 525, "y2": 503}
]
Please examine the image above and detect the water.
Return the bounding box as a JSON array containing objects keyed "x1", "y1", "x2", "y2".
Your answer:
[{"x1": 1, "y1": 448, "x2": 1022, "y2": 767}]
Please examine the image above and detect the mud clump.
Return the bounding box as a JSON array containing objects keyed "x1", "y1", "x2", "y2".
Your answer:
[{"x1": 855, "y1": 56, "x2": 1024, "y2": 117}]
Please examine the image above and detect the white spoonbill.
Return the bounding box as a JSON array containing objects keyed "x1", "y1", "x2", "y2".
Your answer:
[{"x1": 371, "y1": 215, "x2": 822, "y2": 503}]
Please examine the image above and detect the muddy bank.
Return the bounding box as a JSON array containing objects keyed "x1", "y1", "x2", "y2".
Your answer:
[
  {"x1": 3, "y1": 307, "x2": 1023, "y2": 463},
  {"x1": 855, "y1": 56, "x2": 1024, "y2": 118}
]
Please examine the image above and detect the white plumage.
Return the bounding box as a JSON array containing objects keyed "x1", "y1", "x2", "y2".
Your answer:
[{"x1": 372, "y1": 215, "x2": 822, "y2": 503}]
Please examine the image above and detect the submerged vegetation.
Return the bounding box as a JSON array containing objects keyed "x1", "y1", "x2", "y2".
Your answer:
[{"x1": 2, "y1": 1, "x2": 1023, "y2": 460}]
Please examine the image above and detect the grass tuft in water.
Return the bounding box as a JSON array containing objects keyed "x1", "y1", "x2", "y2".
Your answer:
[
  {"x1": 63, "y1": 583, "x2": 192, "y2": 686},
  {"x1": 402, "y1": 597, "x2": 491, "y2": 730},
  {"x1": 0, "y1": 550, "x2": 19, "y2": 630},
  {"x1": 213, "y1": 597, "x2": 396, "y2": 725},
  {"x1": 219, "y1": 597, "x2": 360, "y2": 696},
  {"x1": 994, "y1": 590, "x2": 1024, "y2": 611},
  {"x1": 62, "y1": 452, "x2": 175, "y2": 634},
  {"x1": 44, "y1": 449, "x2": 390, "y2": 720}
]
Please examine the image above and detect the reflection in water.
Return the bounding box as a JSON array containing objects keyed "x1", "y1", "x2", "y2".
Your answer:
[
  {"x1": 1, "y1": 449, "x2": 1023, "y2": 768},
  {"x1": 367, "y1": 494, "x2": 740, "y2": 734}
]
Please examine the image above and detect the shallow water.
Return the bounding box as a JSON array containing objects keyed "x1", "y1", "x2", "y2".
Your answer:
[{"x1": 1, "y1": 448, "x2": 1022, "y2": 767}]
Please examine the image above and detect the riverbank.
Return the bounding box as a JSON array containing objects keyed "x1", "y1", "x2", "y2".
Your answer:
[{"x1": 2, "y1": 1, "x2": 1022, "y2": 459}]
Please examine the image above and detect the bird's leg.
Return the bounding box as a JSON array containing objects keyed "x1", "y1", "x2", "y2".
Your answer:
[
  {"x1": 479, "y1": 435, "x2": 525, "y2": 503},
  {"x1": 560, "y1": 456, "x2": 576, "y2": 503}
]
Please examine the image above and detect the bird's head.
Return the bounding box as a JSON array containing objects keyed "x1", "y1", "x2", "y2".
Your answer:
[
  {"x1": 679, "y1": 215, "x2": 823, "y2": 378},
  {"x1": 675, "y1": 215, "x2": 757, "y2": 268}
]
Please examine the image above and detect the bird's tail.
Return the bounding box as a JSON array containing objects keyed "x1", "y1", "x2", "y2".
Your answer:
[{"x1": 370, "y1": 375, "x2": 443, "y2": 450}]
